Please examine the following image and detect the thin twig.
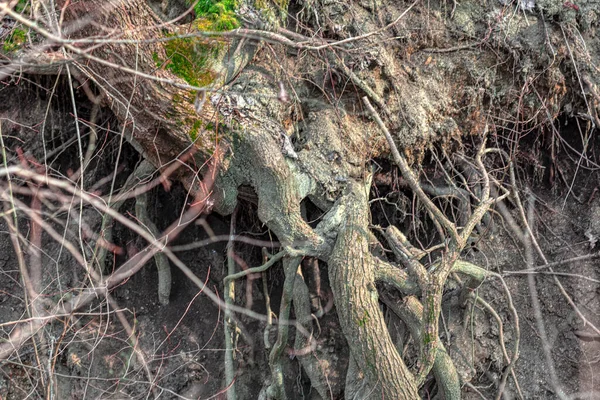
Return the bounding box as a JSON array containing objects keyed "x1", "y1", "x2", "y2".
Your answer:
[{"x1": 224, "y1": 207, "x2": 238, "y2": 400}]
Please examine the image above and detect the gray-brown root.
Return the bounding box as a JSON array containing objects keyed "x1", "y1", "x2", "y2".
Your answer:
[
  {"x1": 328, "y1": 179, "x2": 419, "y2": 399},
  {"x1": 133, "y1": 161, "x2": 172, "y2": 306},
  {"x1": 385, "y1": 295, "x2": 461, "y2": 400}
]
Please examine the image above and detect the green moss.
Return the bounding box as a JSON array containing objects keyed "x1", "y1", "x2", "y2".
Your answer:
[
  {"x1": 15, "y1": 0, "x2": 29, "y2": 12},
  {"x1": 156, "y1": 2, "x2": 246, "y2": 132},
  {"x1": 187, "y1": 119, "x2": 224, "y2": 143},
  {"x1": 155, "y1": 1, "x2": 244, "y2": 86},
  {"x1": 2, "y1": 28, "x2": 27, "y2": 53},
  {"x1": 161, "y1": 36, "x2": 218, "y2": 87},
  {"x1": 357, "y1": 310, "x2": 370, "y2": 327},
  {"x1": 152, "y1": 52, "x2": 162, "y2": 68},
  {"x1": 189, "y1": 120, "x2": 202, "y2": 141},
  {"x1": 187, "y1": 0, "x2": 239, "y2": 31},
  {"x1": 172, "y1": 92, "x2": 195, "y2": 106},
  {"x1": 423, "y1": 332, "x2": 433, "y2": 345}
]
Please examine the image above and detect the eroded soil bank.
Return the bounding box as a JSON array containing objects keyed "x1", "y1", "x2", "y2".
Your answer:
[{"x1": 1, "y1": 0, "x2": 600, "y2": 398}]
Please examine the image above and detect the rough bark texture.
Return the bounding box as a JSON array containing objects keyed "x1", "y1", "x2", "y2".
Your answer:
[
  {"x1": 60, "y1": 0, "x2": 200, "y2": 159},
  {"x1": 328, "y1": 180, "x2": 419, "y2": 399},
  {"x1": 56, "y1": 0, "x2": 258, "y2": 191}
]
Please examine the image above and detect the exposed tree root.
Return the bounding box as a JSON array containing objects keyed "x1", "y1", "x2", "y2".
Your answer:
[
  {"x1": 383, "y1": 294, "x2": 461, "y2": 400},
  {"x1": 292, "y1": 265, "x2": 332, "y2": 400},
  {"x1": 94, "y1": 160, "x2": 172, "y2": 305},
  {"x1": 224, "y1": 207, "x2": 239, "y2": 400},
  {"x1": 267, "y1": 257, "x2": 302, "y2": 399},
  {"x1": 133, "y1": 161, "x2": 172, "y2": 306},
  {"x1": 329, "y1": 180, "x2": 420, "y2": 399}
]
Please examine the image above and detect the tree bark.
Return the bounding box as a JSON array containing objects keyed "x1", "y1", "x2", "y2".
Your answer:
[
  {"x1": 57, "y1": 0, "x2": 256, "y2": 189},
  {"x1": 328, "y1": 180, "x2": 419, "y2": 399}
]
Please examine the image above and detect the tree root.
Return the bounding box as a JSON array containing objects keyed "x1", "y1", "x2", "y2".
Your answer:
[
  {"x1": 267, "y1": 257, "x2": 302, "y2": 399},
  {"x1": 328, "y1": 180, "x2": 419, "y2": 399},
  {"x1": 292, "y1": 266, "x2": 331, "y2": 400},
  {"x1": 224, "y1": 208, "x2": 238, "y2": 400},
  {"x1": 132, "y1": 161, "x2": 172, "y2": 305},
  {"x1": 364, "y1": 95, "x2": 515, "y2": 386},
  {"x1": 94, "y1": 160, "x2": 172, "y2": 305},
  {"x1": 383, "y1": 294, "x2": 461, "y2": 400}
]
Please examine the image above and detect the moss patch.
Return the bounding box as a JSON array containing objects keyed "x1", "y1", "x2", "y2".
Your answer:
[
  {"x1": 188, "y1": 0, "x2": 239, "y2": 30},
  {"x1": 2, "y1": 28, "x2": 27, "y2": 53},
  {"x1": 156, "y1": 1, "x2": 242, "y2": 86},
  {"x1": 15, "y1": 0, "x2": 29, "y2": 13},
  {"x1": 189, "y1": 120, "x2": 202, "y2": 141},
  {"x1": 157, "y1": 35, "x2": 218, "y2": 87}
]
